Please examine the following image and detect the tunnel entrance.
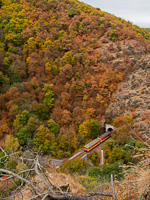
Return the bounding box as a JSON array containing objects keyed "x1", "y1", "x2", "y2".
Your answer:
[
  {"x1": 105, "y1": 124, "x2": 114, "y2": 132},
  {"x1": 108, "y1": 128, "x2": 113, "y2": 132}
]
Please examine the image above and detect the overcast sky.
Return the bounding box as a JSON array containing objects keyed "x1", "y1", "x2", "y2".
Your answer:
[{"x1": 79, "y1": 0, "x2": 150, "y2": 28}]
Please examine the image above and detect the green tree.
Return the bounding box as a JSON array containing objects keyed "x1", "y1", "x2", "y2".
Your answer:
[
  {"x1": 33, "y1": 102, "x2": 49, "y2": 120},
  {"x1": 87, "y1": 166, "x2": 101, "y2": 178},
  {"x1": 135, "y1": 141, "x2": 149, "y2": 149},
  {"x1": 103, "y1": 139, "x2": 116, "y2": 151},
  {"x1": 101, "y1": 163, "x2": 123, "y2": 179},
  {"x1": 60, "y1": 157, "x2": 83, "y2": 173},
  {"x1": 33, "y1": 125, "x2": 52, "y2": 153},
  {"x1": 90, "y1": 120, "x2": 99, "y2": 139},
  {"x1": 17, "y1": 125, "x2": 30, "y2": 146},
  {"x1": 13, "y1": 110, "x2": 29, "y2": 132},
  {"x1": 48, "y1": 119, "x2": 60, "y2": 136},
  {"x1": 43, "y1": 90, "x2": 54, "y2": 108},
  {"x1": 87, "y1": 152, "x2": 100, "y2": 166},
  {"x1": 27, "y1": 116, "x2": 40, "y2": 137},
  {"x1": 42, "y1": 84, "x2": 54, "y2": 108},
  {"x1": 126, "y1": 136, "x2": 136, "y2": 146},
  {"x1": 0, "y1": 71, "x2": 9, "y2": 88},
  {"x1": 61, "y1": 52, "x2": 77, "y2": 66},
  {"x1": 109, "y1": 30, "x2": 118, "y2": 40},
  {"x1": 79, "y1": 120, "x2": 100, "y2": 139},
  {"x1": 105, "y1": 146, "x2": 124, "y2": 164},
  {"x1": 0, "y1": 151, "x2": 5, "y2": 168}
]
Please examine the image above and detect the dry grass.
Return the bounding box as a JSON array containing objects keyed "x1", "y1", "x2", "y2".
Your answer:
[
  {"x1": 115, "y1": 148, "x2": 150, "y2": 200},
  {"x1": 50, "y1": 172, "x2": 85, "y2": 194},
  {"x1": 135, "y1": 169, "x2": 150, "y2": 195},
  {"x1": 14, "y1": 166, "x2": 85, "y2": 200}
]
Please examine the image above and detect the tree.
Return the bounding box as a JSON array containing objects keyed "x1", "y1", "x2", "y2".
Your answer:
[
  {"x1": 78, "y1": 120, "x2": 100, "y2": 139},
  {"x1": 135, "y1": 141, "x2": 149, "y2": 149},
  {"x1": 0, "y1": 120, "x2": 11, "y2": 139},
  {"x1": 32, "y1": 102, "x2": 50, "y2": 120},
  {"x1": 78, "y1": 122, "x2": 88, "y2": 138},
  {"x1": 0, "y1": 71, "x2": 9, "y2": 89},
  {"x1": 60, "y1": 157, "x2": 84, "y2": 173},
  {"x1": 48, "y1": 119, "x2": 60, "y2": 136},
  {"x1": 42, "y1": 84, "x2": 54, "y2": 108},
  {"x1": 87, "y1": 166, "x2": 101, "y2": 178},
  {"x1": 27, "y1": 116, "x2": 40, "y2": 137},
  {"x1": 13, "y1": 110, "x2": 29, "y2": 132},
  {"x1": 4, "y1": 135, "x2": 20, "y2": 153},
  {"x1": 87, "y1": 152, "x2": 100, "y2": 166},
  {"x1": 90, "y1": 120, "x2": 99, "y2": 139},
  {"x1": 43, "y1": 90, "x2": 54, "y2": 108},
  {"x1": 60, "y1": 51, "x2": 77, "y2": 66},
  {"x1": 16, "y1": 125, "x2": 30, "y2": 146},
  {"x1": 33, "y1": 125, "x2": 53, "y2": 153},
  {"x1": 101, "y1": 163, "x2": 123, "y2": 180}
]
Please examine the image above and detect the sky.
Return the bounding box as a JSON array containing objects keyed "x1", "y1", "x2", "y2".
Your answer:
[{"x1": 78, "y1": 0, "x2": 150, "y2": 28}]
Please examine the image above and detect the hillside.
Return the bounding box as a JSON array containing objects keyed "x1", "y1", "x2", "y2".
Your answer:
[
  {"x1": 0, "y1": 0, "x2": 150, "y2": 157},
  {"x1": 105, "y1": 54, "x2": 150, "y2": 137}
]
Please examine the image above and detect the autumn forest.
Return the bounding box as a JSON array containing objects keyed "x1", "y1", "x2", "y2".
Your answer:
[{"x1": 0, "y1": 0, "x2": 150, "y2": 157}]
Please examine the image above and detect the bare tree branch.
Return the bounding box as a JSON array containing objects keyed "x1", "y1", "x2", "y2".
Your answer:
[
  {"x1": 45, "y1": 191, "x2": 118, "y2": 200},
  {"x1": 0, "y1": 169, "x2": 35, "y2": 181},
  {"x1": 0, "y1": 168, "x2": 42, "y2": 194},
  {"x1": 27, "y1": 192, "x2": 48, "y2": 200},
  {"x1": 35, "y1": 156, "x2": 54, "y2": 194},
  {"x1": 41, "y1": 193, "x2": 49, "y2": 200},
  {"x1": 0, "y1": 152, "x2": 118, "y2": 200},
  {"x1": 111, "y1": 174, "x2": 118, "y2": 200}
]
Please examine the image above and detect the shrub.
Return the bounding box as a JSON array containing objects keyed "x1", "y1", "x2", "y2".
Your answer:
[
  {"x1": 135, "y1": 141, "x2": 149, "y2": 149},
  {"x1": 87, "y1": 166, "x2": 101, "y2": 178},
  {"x1": 126, "y1": 136, "x2": 136, "y2": 146},
  {"x1": 60, "y1": 157, "x2": 83, "y2": 173},
  {"x1": 109, "y1": 30, "x2": 117, "y2": 40},
  {"x1": 87, "y1": 152, "x2": 100, "y2": 166},
  {"x1": 101, "y1": 163, "x2": 123, "y2": 179},
  {"x1": 101, "y1": 38, "x2": 109, "y2": 43},
  {"x1": 79, "y1": 175, "x2": 97, "y2": 191},
  {"x1": 103, "y1": 139, "x2": 116, "y2": 151}
]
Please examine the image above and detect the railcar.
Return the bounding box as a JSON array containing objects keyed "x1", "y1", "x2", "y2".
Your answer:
[
  {"x1": 98, "y1": 131, "x2": 111, "y2": 143},
  {"x1": 84, "y1": 131, "x2": 111, "y2": 152}
]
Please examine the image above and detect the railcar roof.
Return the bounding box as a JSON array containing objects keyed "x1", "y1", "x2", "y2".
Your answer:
[
  {"x1": 99, "y1": 131, "x2": 110, "y2": 140},
  {"x1": 84, "y1": 138, "x2": 100, "y2": 148}
]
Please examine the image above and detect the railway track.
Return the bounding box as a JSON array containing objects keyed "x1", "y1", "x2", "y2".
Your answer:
[
  {"x1": 69, "y1": 151, "x2": 86, "y2": 160},
  {"x1": 69, "y1": 136, "x2": 111, "y2": 160},
  {"x1": 77, "y1": 151, "x2": 87, "y2": 158}
]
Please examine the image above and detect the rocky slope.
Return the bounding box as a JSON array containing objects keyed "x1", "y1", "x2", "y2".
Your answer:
[{"x1": 105, "y1": 53, "x2": 150, "y2": 137}]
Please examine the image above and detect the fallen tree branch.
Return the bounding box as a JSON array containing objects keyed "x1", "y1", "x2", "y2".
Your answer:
[
  {"x1": 0, "y1": 168, "x2": 42, "y2": 194},
  {"x1": 111, "y1": 174, "x2": 118, "y2": 200},
  {"x1": 0, "y1": 169, "x2": 35, "y2": 181},
  {"x1": 46, "y1": 191, "x2": 118, "y2": 200},
  {"x1": 35, "y1": 156, "x2": 54, "y2": 194}
]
